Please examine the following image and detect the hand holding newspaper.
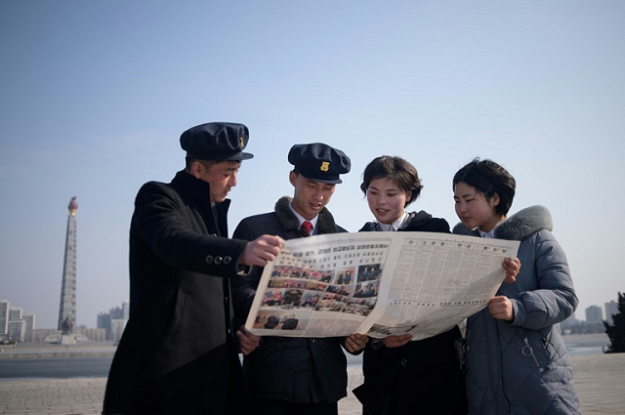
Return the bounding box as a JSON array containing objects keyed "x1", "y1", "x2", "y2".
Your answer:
[{"x1": 244, "y1": 231, "x2": 519, "y2": 341}]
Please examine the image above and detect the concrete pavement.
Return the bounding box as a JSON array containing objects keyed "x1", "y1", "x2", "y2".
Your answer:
[{"x1": 0, "y1": 353, "x2": 624, "y2": 414}]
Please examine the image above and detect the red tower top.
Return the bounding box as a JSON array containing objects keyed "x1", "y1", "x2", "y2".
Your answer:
[{"x1": 68, "y1": 196, "x2": 78, "y2": 216}]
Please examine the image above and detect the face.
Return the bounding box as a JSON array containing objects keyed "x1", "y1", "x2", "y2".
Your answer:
[
  {"x1": 289, "y1": 172, "x2": 336, "y2": 220},
  {"x1": 366, "y1": 178, "x2": 411, "y2": 224},
  {"x1": 197, "y1": 161, "x2": 241, "y2": 203},
  {"x1": 453, "y1": 181, "x2": 501, "y2": 232}
]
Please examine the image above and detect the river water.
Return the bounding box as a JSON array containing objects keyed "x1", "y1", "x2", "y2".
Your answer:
[{"x1": 0, "y1": 333, "x2": 611, "y2": 380}]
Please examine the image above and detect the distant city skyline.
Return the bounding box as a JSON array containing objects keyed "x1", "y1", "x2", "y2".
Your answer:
[
  {"x1": 2, "y1": 294, "x2": 621, "y2": 334},
  {"x1": 1, "y1": 298, "x2": 129, "y2": 339}
]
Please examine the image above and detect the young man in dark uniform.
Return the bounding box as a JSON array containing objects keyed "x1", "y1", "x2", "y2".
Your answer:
[
  {"x1": 231, "y1": 143, "x2": 368, "y2": 415},
  {"x1": 103, "y1": 122, "x2": 283, "y2": 415}
]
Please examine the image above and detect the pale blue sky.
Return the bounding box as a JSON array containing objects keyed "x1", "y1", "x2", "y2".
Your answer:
[{"x1": 1, "y1": 1, "x2": 623, "y2": 329}]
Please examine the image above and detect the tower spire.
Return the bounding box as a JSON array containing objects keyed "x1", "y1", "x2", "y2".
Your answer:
[{"x1": 68, "y1": 196, "x2": 78, "y2": 216}]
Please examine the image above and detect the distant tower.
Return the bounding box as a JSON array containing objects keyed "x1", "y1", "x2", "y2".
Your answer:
[
  {"x1": 0, "y1": 300, "x2": 9, "y2": 337},
  {"x1": 58, "y1": 196, "x2": 78, "y2": 333},
  {"x1": 605, "y1": 300, "x2": 619, "y2": 325},
  {"x1": 585, "y1": 305, "x2": 602, "y2": 324}
]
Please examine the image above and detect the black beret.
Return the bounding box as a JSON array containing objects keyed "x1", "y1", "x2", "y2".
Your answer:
[
  {"x1": 180, "y1": 122, "x2": 254, "y2": 161},
  {"x1": 288, "y1": 143, "x2": 351, "y2": 184}
]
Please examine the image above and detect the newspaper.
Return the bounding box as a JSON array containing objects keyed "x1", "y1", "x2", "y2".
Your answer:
[{"x1": 244, "y1": 231, "x2": 520, "y2": 341}]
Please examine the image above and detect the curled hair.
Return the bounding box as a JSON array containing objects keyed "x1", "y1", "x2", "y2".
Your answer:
[
  {"x1": 452, "y1": 158, "x2": 516, "y2": 215},
  {"x1": 360, "y1": 156, "x2": 423, "y2": 207}
]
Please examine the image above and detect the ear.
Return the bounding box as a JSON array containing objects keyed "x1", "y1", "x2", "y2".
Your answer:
[
  {"x1": 289, "y1": 171, "x2": 297, "y2": 187},
  {"x1": 490, "y1": 192, "x2": 500, "y2": 207},
  {"x1": 189, "y1": 161, "x2": 204, "y2": 179}
]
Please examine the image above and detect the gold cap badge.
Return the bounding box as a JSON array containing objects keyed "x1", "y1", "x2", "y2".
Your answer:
[
  {"x1": 239, "y1": 137, "x2": 245, "y2": 148},
  {"x1": 320, "y1": 161, "x2": 330, "y2": 172}
]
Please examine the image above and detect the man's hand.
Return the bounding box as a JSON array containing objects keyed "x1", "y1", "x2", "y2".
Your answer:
[
  {"x1": 502, "y1": 257, "x2": 521, "y2": 283},
  {"x1": 239, "y1": 235, "x2": 284, "y2": 267},
  {"x1": 344, "y1": 333, "x2": 369, "y2": 353},
  {"x1": 382, "y1": 334, "x2": 412, "y2": 348},
  {"x1": 488, "y1": 296, "x2": 514, "y2": 321},
  {"x1": 236, "y1": 325, "x2": 261, "y2": 356}
]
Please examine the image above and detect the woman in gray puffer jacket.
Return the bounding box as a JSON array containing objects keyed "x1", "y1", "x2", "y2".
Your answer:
[{"x1": 452, "y1": 158, "x2": 581, "y2": 415}]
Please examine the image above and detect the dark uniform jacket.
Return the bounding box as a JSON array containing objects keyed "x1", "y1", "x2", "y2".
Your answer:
[
  {"x1": 103, "y1": 170, "x2": 250, "y2": 415},
  {"x1": 354, "y1": 211, "x2": 468, "y2": 415},
  {"x1": 231, "y1": 196, "x2": 349, "y2": 404}
]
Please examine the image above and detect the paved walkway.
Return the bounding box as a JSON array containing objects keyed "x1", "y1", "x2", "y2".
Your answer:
[
  {"x1": 0, "y1": 353, "x2": 623, "y2": 415},
  {"x1": 340, "y1": 353, "x2": 625, "y2": 415}
]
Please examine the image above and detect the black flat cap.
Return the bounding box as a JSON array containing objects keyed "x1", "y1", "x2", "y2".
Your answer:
[
  {"x1": 288, "y1": 143, "x2": 351, "y2": 184},
  {"x1": 180, "y1": 122, "x2": 254, "y2": 161}
]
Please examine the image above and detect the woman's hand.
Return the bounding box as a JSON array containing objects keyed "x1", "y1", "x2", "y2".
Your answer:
[
  {"x1": 502, "y1": 257, "x2": 521, "y2": 283},
  {"x1": 488, "y1": 296, "x2": 514, "y2": 321}
]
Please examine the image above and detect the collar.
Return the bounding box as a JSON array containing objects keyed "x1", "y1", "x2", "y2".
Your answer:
[
  {"x1": 274, "y1": 196, "x2": 340, "y2": 235},
  {"x1": 170, "y1": 170, "x2": 231, "y2": 236},
  {"x1": 478, "y1": 228, "x2": 497, "y2": 239},
  {"x1": 171, "y1": 170, "x2": 212, "y2": 207},
  {"x1": 288, "y1": 203, "x2": 319, "y2": 235},
  {"x1": 377, "y1": 212, "x2": 408, "y2": 232}
]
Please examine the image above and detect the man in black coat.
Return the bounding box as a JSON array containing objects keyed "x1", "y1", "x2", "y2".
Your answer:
[
  {"x1": 231, "y1": 143, "x2": 368, "y2": 415},
  {"x1": 103, "y1": 122, "x2": 284, "y2": 415}
]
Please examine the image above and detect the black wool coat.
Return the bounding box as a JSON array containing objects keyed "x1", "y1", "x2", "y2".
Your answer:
[
  {"x1": 354, "y1": 211, "x2": 468, "y2": 415},
  {"x1": 231, "y1": 196, "x2": 350, "y2": 404},
  {"x1": 103, "y1": 170, "x2": 250, "y2": 415}
]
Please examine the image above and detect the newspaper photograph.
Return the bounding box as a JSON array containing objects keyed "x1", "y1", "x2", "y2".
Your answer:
[{"x1": 244, "y1": 231, "x2": 520, "y2": 341}]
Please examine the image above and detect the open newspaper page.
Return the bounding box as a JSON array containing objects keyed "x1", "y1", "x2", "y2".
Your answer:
[
  {"x1": 244, "y1": 232, "x2": 393, "y2": 337},
  {"x1": 366, "y1": 232, "x2": 520, "y2": 340},
  {"x1": 244, "y1": 232, "x2": 519, "y2": 340}
]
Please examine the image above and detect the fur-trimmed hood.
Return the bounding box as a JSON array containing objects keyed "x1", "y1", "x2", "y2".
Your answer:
[
  {"x1": 274, "y1": 196, "x2": 341, "y2": 235},
  {"x1": 453, "y1": 205, "x2": 553, "y2": 242}
]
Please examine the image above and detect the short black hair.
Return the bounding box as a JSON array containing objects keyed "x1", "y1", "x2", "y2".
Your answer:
[
  {"x1": 360, "y1": 156, "x2": 423, "y2": 207},
  {"x1": 452, "y1": 158, "x2": 516, "y2": 215},
  {"x1": 185, "y1": 158, "x2": 219, "y2": 171}
]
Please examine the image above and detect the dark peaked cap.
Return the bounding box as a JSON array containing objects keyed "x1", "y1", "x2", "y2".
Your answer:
[
  {"x1": 180, "y1": 122, "x2": 254, "y2": 161},
  {"x1": 288, "y1": 143, "x2": 351, "y2": 184}
]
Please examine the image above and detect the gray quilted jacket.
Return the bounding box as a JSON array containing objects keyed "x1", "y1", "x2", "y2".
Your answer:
[{"x1": 454, "y1": 206, "x2": 581, "y2": 415}]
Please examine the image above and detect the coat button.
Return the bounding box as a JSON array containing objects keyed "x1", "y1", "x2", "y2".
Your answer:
[
  {"x1": 223, "y1": 256, "x2": 232, "y2": 265},
  {"x1": 205, "y1": 255, "x2": 214, "y2": 264},
  {"x1": 215, "y1": 256, "x2": 223, "y2": 265},
  {"x1": 210, "y1": 233, "x2": 218, "y2": 237}
]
